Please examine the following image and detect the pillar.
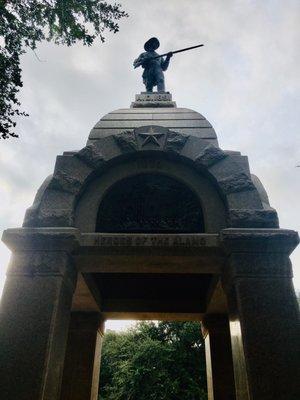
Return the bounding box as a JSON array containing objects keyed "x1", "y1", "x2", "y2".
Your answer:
[
  {"x1": 221, "y1": 228, "x2": 300, "y2": 400},
  {"x1": 202, "y1": 314, "x2": 236, "y2": 400},
  {"x1": 0, "y1": 228, "x2": 80, "y2": 400},
  {"x1": 60, "y1": 312, "x2": 104, "y2": 400}
]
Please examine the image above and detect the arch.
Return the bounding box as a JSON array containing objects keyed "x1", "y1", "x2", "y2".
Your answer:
[
  {"x1": 23, "y1": 127, "x2": 279, "y2": 230},
  {"x1": 96, "y1": 173, "x2": 205, "y2": 233},
  {"x1": 74, "y1": 156, "x2": 226, "y2": 233}
]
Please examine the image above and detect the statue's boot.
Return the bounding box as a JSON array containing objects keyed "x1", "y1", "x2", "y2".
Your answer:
[{"x1": 157, "y1": 79, "x2": 165, "y2": 92}]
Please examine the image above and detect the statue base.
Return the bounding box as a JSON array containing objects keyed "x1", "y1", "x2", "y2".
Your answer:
[{"x1": 131, "y1": 92, "x2": 177, "y2": 108}]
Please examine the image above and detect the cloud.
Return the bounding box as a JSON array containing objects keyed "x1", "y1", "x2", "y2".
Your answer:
[{"x1": 1, "y1": 0, "x2": 300, "y2": 311}]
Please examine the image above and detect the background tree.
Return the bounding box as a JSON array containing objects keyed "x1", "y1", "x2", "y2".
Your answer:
[
  {"x1": 0, "y1": 0, "x2": 128, "y2": 139},
  {"x1": 99, "y1": 321, "x2": 207, "y2": 400}
]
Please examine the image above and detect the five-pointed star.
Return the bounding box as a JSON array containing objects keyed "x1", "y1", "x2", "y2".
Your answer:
[{"x1": 137, "y1": 126, "x2": 165, "y2": 147}]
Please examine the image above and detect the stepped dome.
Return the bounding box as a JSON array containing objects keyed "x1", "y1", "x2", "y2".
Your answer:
[{"x1": 87, "y1": 92, "x2": 218, "y2": 147}]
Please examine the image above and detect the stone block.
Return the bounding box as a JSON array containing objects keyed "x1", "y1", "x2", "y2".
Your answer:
[
  {"x1": 76, "y1": 144, "x2": 105, "y2": 169},
  {"x1": 23, "y1": 175, "x2": 53, "y2": 227},
  {"x1": 218, "y1": 173, "x2": 255, "y2": 194},
  {"x1": 228, "y1": 209, "x2": 279, "y2": 228},
  {"x1": 226, "y1": 154, "x2": 250, "y2": 175},
  {"x1": 136, "y1": 92, "x2": 173, "y2": 101},
  {"x1": 131, "y1": 92, "x2": 176, "y2": 108},
  {"x1": 194, "y1": 145, "x2": 227, "y2": 168},
  {"x1": 88, "y1": 135, "x2": 122, "y2": 160},
  {"x1": 49, "y1": 170, "x2": 83, "y2": 194},
  {"x1": 110, "y1": 107, "x2": 196, "y2": 114},
  {"x1": 49, "y1": 155, "x2": 92, "y2": 195},
  {"x1": 23, "y1": 207, "x2": 39, "y2": 227},
  {"x1": 2, "y1": 227, "x2": 80, "y2": 252},
  {"x1": 38, "y1": 207, "x2": 74, "y2": 227},
  {"x1": 251, "y1": 174, "x2": 270, "y2": 205},
  {"x1": 223, "y1": 253, "x2": 300, "y2": 400},
  {"x1": 165, "y1": 131, "x2": 189, "y2": 153},
  {"x1": 180, "y1": 136, "x2": 218, "y2": 161},
  {"x1": 24, "y1": 196, "x2": 75, "y2": 227},
  {"x1": 152, "y1": 112, "x2": 205, "y2": 120},
  {"x1": 36, "y1": 189, "x2": 75, "y2": 226},
  {"x1": 226, "y1": 190, "x2": 263, "y2": 209},
  {"x1": 95, "y1": 119, "x2": 212, "y2": 129},
  {"x1": 0, "y1": 251, "x2": 77, "y2": 400},
  {"x1": 220, "y1": 228, "x2": 299, "y2": 255},
  {"x1": 113, "y1": 130, "x2": 138, "y2": 152},
  {"x1": 209, "y1": 154, "x2": 250, "y2": 180}
]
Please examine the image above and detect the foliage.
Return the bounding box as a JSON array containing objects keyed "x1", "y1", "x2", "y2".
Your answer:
[
  {"x1": 99, "y1": 321, "x2": 207, "y2": 400},
  {"x1": 0, "y1": 0, "x2": 128, "y2": 139}
]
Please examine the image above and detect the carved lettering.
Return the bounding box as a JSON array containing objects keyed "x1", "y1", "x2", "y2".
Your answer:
[{"x1": 90, "y1": 235, "x2": 208, "y2": 247}]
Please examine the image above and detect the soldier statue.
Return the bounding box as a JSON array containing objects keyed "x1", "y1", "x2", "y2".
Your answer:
[{"x1": 134, "y1": 37, "x2": 173, "y2": 92}]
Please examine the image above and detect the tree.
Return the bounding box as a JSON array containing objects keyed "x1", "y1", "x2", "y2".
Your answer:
[
  {"x1": 99, "y1": 321, "x2": 207, "y2": 400},
  {"x1": 0, "y1": 0, "x2": 128, "y2": 139}
]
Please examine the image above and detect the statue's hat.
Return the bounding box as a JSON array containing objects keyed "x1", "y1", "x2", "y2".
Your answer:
[{"x1": 144, "y1": 37, "x2": 160, "y2": 51}]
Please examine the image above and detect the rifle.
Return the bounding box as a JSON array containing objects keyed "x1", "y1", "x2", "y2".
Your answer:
[
  {"x1": 133, "y1": 44, "x2": 204, "y2": 69},
  {"x1": 153, "y1": 44, "x2": 204, "y2": 59}
]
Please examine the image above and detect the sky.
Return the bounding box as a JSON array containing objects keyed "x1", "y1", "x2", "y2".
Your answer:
[{"x1": 0, "y1": 0, "x2": 299, "y2": 331}]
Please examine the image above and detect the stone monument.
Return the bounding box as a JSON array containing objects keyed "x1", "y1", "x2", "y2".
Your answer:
[{"x1": 0, "y1": 87, "x2": 299, "y2": 399}]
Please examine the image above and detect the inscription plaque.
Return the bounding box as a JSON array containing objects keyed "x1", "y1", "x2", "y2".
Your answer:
[{"x1": 80, "y1": 233, "x2": 219, "y2": 248}]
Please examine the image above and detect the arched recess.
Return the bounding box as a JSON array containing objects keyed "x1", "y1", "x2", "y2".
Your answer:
[
  {"x1": 74, "y1": 155, "x2": 227, "y2": 233},
  {"x1": 96, "y1": 173, "x2": 205, "y2": 233}
]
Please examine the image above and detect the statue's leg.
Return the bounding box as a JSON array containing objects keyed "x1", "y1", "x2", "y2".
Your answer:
[
  {"x1": 146, "y1": 84, "x2": 153, "y2": 92},
  {"x1": 157, "y1": 79, "x2": 165, "y2": 92}
]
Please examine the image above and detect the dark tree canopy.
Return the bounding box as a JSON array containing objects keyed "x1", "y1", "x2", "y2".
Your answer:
[
  {"x1": 0, "y1": 0, "x2": 128, "y2": 139},
  {"x1": 99, "y1": 321, "x2": 207, "y2": 400}
]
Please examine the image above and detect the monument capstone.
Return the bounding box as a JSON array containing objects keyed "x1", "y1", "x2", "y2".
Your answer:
[{"x1": 1, "y1": 87, "x2": 299, "y2": 400}]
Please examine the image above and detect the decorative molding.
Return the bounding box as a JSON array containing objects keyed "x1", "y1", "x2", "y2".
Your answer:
[
  {"x1": 21, "y1": 128, "x2": 270, "y2": 229},
  {"x1": 113, "y1": 130, "x2": 138, "y2": 152},
  {"x1": 228, "y1": 209, "x2": 279, "y2": 228},
  {"x1": 195, "y1": 145, "x2": 227, "y2": 167},
  {"x1": 137, "y1": 126, "x2": 165, "y2": 147},
  {"x1": 114, "y1": 126, "x2": 188, "y2": 153},
  {"x1": 76, "y1": 144, "x2": 105, "y2": 169},
  {"x1": 218, "y1": 173, "x2": 255, "y2": 194},
  {"x1": 48, "y1": 170, "x2": 82, "y2": 194},
  {"x1": 165, "y1": 131, "x2": 189, "y2": 153}
]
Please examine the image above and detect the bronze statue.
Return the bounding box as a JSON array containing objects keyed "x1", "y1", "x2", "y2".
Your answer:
[
  {"x1": 133, "y1": 37, "x2": 172, "y2": 92},
  {"x1": 134, "y1": 38, "x2": 204, "y2": 93}
]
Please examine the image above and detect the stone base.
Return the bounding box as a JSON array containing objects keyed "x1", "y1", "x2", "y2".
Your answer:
[{"x1": 131, "y1": 92, "x2": 177, "y2": 108}]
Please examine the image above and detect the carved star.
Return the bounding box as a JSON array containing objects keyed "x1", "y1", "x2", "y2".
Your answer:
[{"x1": 137, "y1": 126, "x2": 165, "y2": 147}]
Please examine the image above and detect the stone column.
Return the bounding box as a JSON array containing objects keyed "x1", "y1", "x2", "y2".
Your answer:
[
  {"x1": 202, "y1": 314, "x2": 236, "y2": 400},
  {"x1": 60, "y1": 312, "x2": 104, "y2": 400},
  {"x1": 221, "y1": 228, "x2": 300, "y2": 400},
  {"x1": 0, "y1": 227, "x2": 80, "y2": 400}
]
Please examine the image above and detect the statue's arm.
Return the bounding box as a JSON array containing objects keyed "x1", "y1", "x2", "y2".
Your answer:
[
  {"x1": 133, "y1": 54, "x2": 143, "y2": 69},
  {"x1": 133, "y1": 53, "x2": 149, "y2": 69},
  {"x1": 161, "y1": 52, "x2": 173, "y2": 71},
  {"x1": 134, "y1": 52, "x2": 153, "y2": 69}
]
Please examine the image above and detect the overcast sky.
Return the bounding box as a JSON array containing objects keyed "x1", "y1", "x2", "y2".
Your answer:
[{"x1": 0, "y1": 0, "x2": 299, "y2": 331}]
